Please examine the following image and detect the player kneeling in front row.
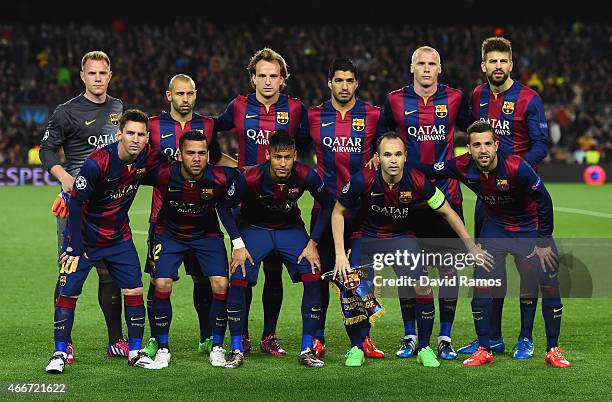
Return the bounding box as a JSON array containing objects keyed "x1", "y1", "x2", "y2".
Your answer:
[
  {"x1": 46, "y1": 110, "x2": 168, "y2": 373},
  {"x1": 217, "y1": 131, "x2": 334, "y2": 368},
  {"x1": 146, "y1": 131, "x2": 238, "y2": 367},
  {"x1": 418, "y1": 121, "x2": 570, "y2": 368},
  {"x1": 332, "y1": 132, "x2": 492, "y2": 367}
]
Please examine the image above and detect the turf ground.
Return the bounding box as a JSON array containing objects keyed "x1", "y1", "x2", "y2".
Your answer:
[{"x1": 1, "y1": 183, "x2": 611, "y2": 401}]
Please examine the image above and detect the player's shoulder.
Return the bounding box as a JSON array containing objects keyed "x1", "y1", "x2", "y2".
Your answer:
[
  {"x1": 440, "y1": 84, "x2": 464, "y2": 97},
  {"x1": 515, "y1": 82, "x2": 543, "y2": 103},
  {"x1": 472, "y1": 82, "x2": 488, "y2": 95},
  {"x1": 148, "y1": 113, "x2": 161, "y2": 124},
  {"x1": 53, "y1": 93, "x2": 85, "y2": 115},
  {"x1": 106, "y1": 94, "x2": 123, "y2": 108},
  {"x1": 87, "y1": 145, "x2": 112, "y2": 171},
  {"x1": 293, "y1": 161, "x2": 317, "y2": 180},
  {"x1": 309, "y1": 101, "x2": 326, "y2": 113},
  {"x1": 360, "y1": 99, "x2": 382, "y2": 113},
  {"x1": 388, "y1": 86, "x2": 407, "y2": 99},
  {"x1": 283, "y1": 93, "x2": 304, "y2": 105}
]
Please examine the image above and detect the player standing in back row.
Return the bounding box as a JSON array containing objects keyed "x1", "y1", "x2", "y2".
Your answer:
[
  {"x1": 383, "y1": 46, "x2": 471, "y2": 360},
  {"x1": 460, "y1": 37, "x2": 549, "y2": 358},
  {"x1": 40, "y1": 51, "x2": 128, "y2": 362},
  {"x1": 215, "y1": 48, "x2": 309, "y2": 355}
]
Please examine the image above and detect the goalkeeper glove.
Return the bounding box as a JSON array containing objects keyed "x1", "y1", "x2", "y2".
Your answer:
[{"x1": 52, "y1": 191, "x2": 70, "y2": 218}]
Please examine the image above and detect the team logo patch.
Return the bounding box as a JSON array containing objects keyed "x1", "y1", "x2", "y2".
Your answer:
[
  {"x1": 344, "y1": 272, "x2": 361, "y2": 291},
  {"x1": 109, "y1": 113, "x2": 120, "y2": 126},
  {"x1": 435, "y1": 104, "x2": 448, "y2": 118},
  {"x1": 497, "y1": 179, "x2": 509, "y2": 191},
  {"x1": 201, "y1": 188, "x2": 214, "y2": 200},
  {"x1": 135, "y1": 167, "x2": 146, "y2": 180},
  {"x1": 352, "y1": 118, "x2": 365, "y2": 132},
  {"x1": 342, "y1": 181, "x2": 351, "y2": 194},
  {"x1": 59, "y1": 275, "x2": 67, "y2": 287},
  {"x1": 227, "y1": 182, "x2": 235, "y2": 197},
  {"x1": 502, "y1": 101, "x2": 515, "y2": 115},
  {"x1": 399, "y1": 191, "x2": 412, "y2": 203},
  {"x1": 288, "y1": 187, "x2": 300, "y2": 199},
  {"x1": 434, "y1": 162, "x2": 445, "y2": 171},
  {"x1": 75, "y1": 175, "x2": 87, "y2": 190},
  {"x1": 276, "y1": 111, "x2": 289, "y2": 125}
]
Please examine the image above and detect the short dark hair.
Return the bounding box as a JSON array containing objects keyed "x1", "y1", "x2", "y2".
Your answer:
[
  {"x1": 481, "y1": 37, "x2": 512, "y2": 61},
  {"x1": 376, "y1": 131, "x2": 406, "y2": 152},
  {"x1": 268, "y1": 130, "x2": 295, "y2": 152},
  {"x1": 119, "y1": 109, "x2": 148, "y2": 131},
  {"x1": 179, "y1": 130, "x2": 208, "y2": 151},
  {"x1": 328, "y1": 57, "x2": 358, "y2": 81},
  {"x1": 466, "y1": 120, "x2": 496, "y2": 143}
]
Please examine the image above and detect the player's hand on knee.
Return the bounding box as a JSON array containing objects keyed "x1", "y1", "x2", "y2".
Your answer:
[
  {"x1": 298, "y1": 240, "x2": 320, "y2": 274},
  {"x1": 527, "y1": 245, "x2": 558, "y2": 272},
  {"x1": 468, "y1": 242, "x2": 494, "y2": 272},
  {"x1": 52, "y1": 191, "x2": 70, "y2": 218},
  {"x1": 231, "y1": 247, "x2": 253, "y2": 277}
]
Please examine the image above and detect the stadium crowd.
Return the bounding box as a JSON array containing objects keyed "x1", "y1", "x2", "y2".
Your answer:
[{"x1": 0, "y1": 20, "x2": 610, "y2": 165}]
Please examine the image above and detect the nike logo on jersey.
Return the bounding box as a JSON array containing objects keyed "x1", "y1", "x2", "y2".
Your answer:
[
  {"x1": 479, "y1": 102, "x2": 488, "y2": 107},
  {"x1": 227, "y1": 310, "x2": 240, "y2": 313},
  {"x1": 154, "y1": 316, "x2": 168, "y2": 320},
  {"x1": 168, "y1": 188, "x2": 181, "y2": 192},
  {"x1": 404, "y1": 110, "x2": 417, "y2": 115},
  {"x1": 321, "y1": 122, "x2": 335, "y2": 127},
  {"x1": 54, "y1": 319, "x2": 67, "y2": 324},
  {"x1": 107, "y1": 177, "x2": 120, "y2": 182},
  {"x1": 370, "y1": 192, "x2": 384, "y2": 196},
  {"x1": 245, "y1": 114, "x2": 258, "y2": 119},
  {"x1": 161, "y1": 133, "x2": 174, "y2": 139},
  {"x1": 549, "y1": 272, "x2": 559, "y2": 279},
  {"x1": 553, "y1": 307, "x2": 563, "y2": 313},
  {"x1": 130, "y1": 317, "x2": 144, "y2": 321},
  {"x1": 85, "y1": 119, "x2": 96, "y2": 125},
  {"x1": 259, "y1": 194, "x2": 271, "y2": 198}
]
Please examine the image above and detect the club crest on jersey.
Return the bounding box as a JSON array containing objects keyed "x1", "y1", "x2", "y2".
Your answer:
[
  {"x1": 497, "y1": 179, "x2": 509, "y2": 191},
  {"x1": 342, "y1": 181, "x2": 351, "y2": 194},
  {"x1": 201, "y1": 188, "x2": 214, "y2": 201},
  {"x1": 109, "y1": 113, "x2": 120, "y2": 126},
  {"x1": 135, "y1": 167, "x2": 146, "y2": 180},
  {"x1": 344, "y1": 272, "x2": 361, "y2": 291},
  {"x1": 502, "y1": 101, "x2": 515, "y2": 115},
  {"x1": 288, "y1": 187, "x2": 300, "y2": 199},
  {"x1": 399, "y1": 191, "x2": 412, "y2": 203},
  {"x1": 352, "y1": 118, "x2": 365, "y2": 132},
  {"x1": 75, "y1": 175, "x2": 87, "y2": 190},
  {"x1": 276, "y1": 111, "x2": 289, "y2": 125},
  {"x1": 435, "y1": 104, "x2": 448, "y2": 118}
]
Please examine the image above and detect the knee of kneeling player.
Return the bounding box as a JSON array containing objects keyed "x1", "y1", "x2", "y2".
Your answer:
[
  {"x1": 154, "y1": 278, "x2": 173, "y2": 293},
  {"x1": 123, "y1": 287, "x2": 144, "y2": 297},
  {"x1": 210, "y1": 276, "x2": 228, "y2": 294}
]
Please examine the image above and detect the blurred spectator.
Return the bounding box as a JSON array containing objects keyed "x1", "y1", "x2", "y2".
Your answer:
[{"x1": 0, "y1": 20, "x2": 610, "y2": 165}]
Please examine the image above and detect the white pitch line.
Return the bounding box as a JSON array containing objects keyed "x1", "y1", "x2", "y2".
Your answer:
[
  {"x1": 554, "y1": 207, "x2": 612, "y2": 219},
  {"x1": 461, "y1": 194, "x2": 612, "y2": 219}
]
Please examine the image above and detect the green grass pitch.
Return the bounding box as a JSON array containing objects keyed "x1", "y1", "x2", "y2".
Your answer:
[{"x1": 1, "y1": 183, "x2": 611, "y2": 400}]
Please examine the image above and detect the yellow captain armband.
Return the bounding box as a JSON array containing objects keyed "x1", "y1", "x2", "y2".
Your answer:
[{"x1": 427, "y1": 187, "x2": 446, "y2": 210}]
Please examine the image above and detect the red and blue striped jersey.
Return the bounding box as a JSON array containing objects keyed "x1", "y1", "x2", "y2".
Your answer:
[
  {"x1": 149, "y1": 111, "x2": 217, "y2": 160},
  {"x1": 67, "y1": 142, "x2": 166, "y2": 248},
  {"x1": 218, "y1": 161, "x2": 333, "y2": 243},
  {"x1": 418, "y1": 153, "x2": 553, "y2": 237},
  {"x1": 147, "y1": 161, "x2": 239, "y2": 241},
  {"x1": 471, "y1": 81, "x2": 548, "y2": 166},
  {"x1": 215, "y1": 93, "x2": 308, "y2": 168},
  {"x1": 384, "y1": 84, "x2": 469, "y2": 207},
  {"x1": 307, "y1": 99, "x2": 386, "y2": 213},
  {"x1": 148, "y1": 111, "x2": 219, "y2": 225},
  {"x1": 338, "y1": 165, "x2": 437, "y2": 239}
]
